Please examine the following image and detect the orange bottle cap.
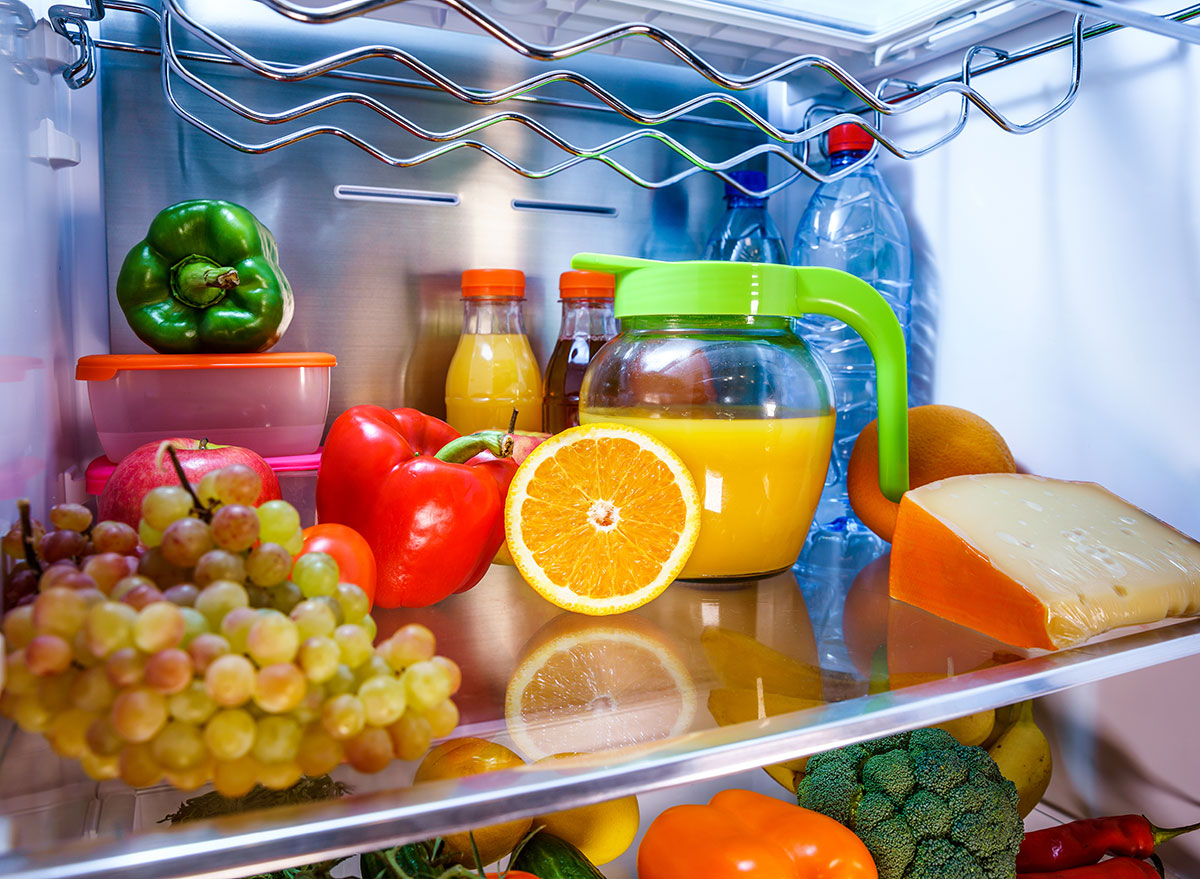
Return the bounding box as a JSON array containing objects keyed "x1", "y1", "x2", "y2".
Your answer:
[
  {"x1": 462, "y1": 268, "x2": 525, "y2": 299},
  {"x1": 559, "y1": 270, "x2": 615, "y2": 300}
]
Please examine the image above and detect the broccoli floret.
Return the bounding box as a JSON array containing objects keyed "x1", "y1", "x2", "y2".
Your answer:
[
  {"x1": 798, "y1": 751, "x2": 863, "y2": 825},
  {"x1": 862, "y1": 751, "x2": 916, "y2": 804},
  {"x1": 797, "y1": 729, "x2": 1022, "y2": 879},
  {"x1": 912, "y1": 746, "x2": 970, "y2": 797},
  {"x1": 862, "y1": 733, "x2": 911, "y2": 757},
  {"x1": 860, "y1": 816, "x2": 916, "y2": 879},
  {"x1": 906, "y1": 839, "x2": 986, "y2": 879},
  {"x1": 857, "y1": 792, "x2": 897, "y2": 832},
  {"x1": 907, "y1": 727, "x2": 957, "y2": 752},
  {"x1": 902, "y1": 790, "x2": 952, "y2": 841}
]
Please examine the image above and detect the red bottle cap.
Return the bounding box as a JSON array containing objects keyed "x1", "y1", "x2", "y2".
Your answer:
[
  {"x1": 462, "y1": 268, "x2": 526, "y2": 299},
  {"x1": 828, "y1": 123, "x2": 875, "y2": 155},
  {"x1": 559, "y1": 270, "x2": 615, "y2": 300}
]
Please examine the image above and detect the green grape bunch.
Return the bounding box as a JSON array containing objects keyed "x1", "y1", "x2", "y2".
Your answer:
[{"x1": 1, "y1": 446, "x2": 462, "y2": 794}]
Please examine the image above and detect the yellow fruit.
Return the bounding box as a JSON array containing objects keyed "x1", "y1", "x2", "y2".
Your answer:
[
  {"x1": 505, "y1": 617, "x2": 696, "y2": 761},
  {"x1": 987, "y1": 700, "x2": 1052, "y2": 818},
  {"x1": 762, "y1": 763, "x2": 803, "y2": 793},
  {"x1": 492, "y1": 540, "x2": 515, "y2": 567},
  {"x1": 935, "y1": 709, "x2": 996, "y2": 747},
  {"x1": 414, "y1": 737, "x2": 531, "y2": 868},
  {"x1": 847, "y1": 404, "x2": 1017, "y2": 541},
  {"x1": 504, "y1": 424, "x2": 701, "y2": 615},
  {"x1": 982, "y1": 700, "x2": 1024, "y2": 749},
  {"x1": 706, "y1": 688, "x2": 825, "y2": 729},
  {"x1": 878, "y1": 669, "x2": 997, "y2": 747},
  {"x1": 532, "y1": 754, "x2": 639, "y2": 866},
  {"x1": 701, "y1": 627, "x2": 824, "y2": 701}
]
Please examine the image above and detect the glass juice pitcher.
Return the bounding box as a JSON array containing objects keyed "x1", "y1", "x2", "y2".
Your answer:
[{"x1": 574, "y1": 254, "x2": 908, "y2": 581}]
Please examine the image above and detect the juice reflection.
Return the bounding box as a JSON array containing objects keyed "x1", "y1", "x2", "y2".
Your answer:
[
  {"x1": 665, "y1": 569, "x2": 826, "y2": 792},
  {"x1": 638, "y1": 568, "x2": 821, "y2": 697},
  {"x1": 504, "y1": 612, "x2": 696, "y2": 761}
]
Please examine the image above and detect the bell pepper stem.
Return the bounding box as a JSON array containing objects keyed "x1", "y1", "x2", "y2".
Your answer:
[
  {"x1": 435, "y1": 430, "x2": 515, "y2": 464},
  {"x1": 170, "y1": 254, "x2": 240, "y2": 308},
  {"x1": 205, "y1": 268, "x2": 239, "y2": 288},
  {"x1": 1152, "y1": 818, "x2": 1200, "y2": 846}
]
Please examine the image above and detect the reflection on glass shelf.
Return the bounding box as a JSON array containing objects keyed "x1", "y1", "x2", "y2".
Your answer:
[{"x1": 2, "y1": 558, "x2": 1200, "y2": 879}]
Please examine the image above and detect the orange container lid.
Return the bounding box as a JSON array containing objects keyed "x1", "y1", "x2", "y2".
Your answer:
[
  {"x1": 76, "y1": 353, "x2": 337, "y2": 382},
  {"x1": 462, "y1": 268, "x2": 525, "y2": 299},
  {"x1": 560, "y1": 270, "x2": 615, "y2": 300}
]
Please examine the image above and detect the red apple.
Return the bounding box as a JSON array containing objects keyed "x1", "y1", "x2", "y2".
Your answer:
[
  {"x1": 98, "y1": 438, "x2": 281, "y2": 529},
  {"x1": 492, "y1": 430, "x2": 550, "y2": 566},
  {"x1": 509, "y1": 430, "x2": 551, "y2": 463}
]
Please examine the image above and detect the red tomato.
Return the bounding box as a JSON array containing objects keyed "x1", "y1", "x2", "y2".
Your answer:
[{"x1": 300, "y1": 523, "x2": 377, "y2": 608}]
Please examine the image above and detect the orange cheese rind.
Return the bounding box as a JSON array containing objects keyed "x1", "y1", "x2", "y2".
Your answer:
[{"x1": 889, "y1": 473, "x2": 1200, "y2": 650}]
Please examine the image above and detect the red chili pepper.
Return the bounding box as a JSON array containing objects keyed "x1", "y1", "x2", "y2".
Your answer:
[
  {"x1": 1018, "y1": 856, "x2": 1163, "y2": 879},
  {"x1": 316, "y1": 405, "x2": 517, "y2": 608},
  {"x1": 1018, "y1": 816, "x2": 1200, "y2": 872}
]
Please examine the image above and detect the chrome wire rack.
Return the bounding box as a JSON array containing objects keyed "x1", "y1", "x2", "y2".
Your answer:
[{"x1": 81, "y1": 0, "x2": 1200, "y2": 195}]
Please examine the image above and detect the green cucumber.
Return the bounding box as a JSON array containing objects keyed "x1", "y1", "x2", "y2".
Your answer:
[{"x1": 509, "y1": 831, "x2": 608, "y2": 879}]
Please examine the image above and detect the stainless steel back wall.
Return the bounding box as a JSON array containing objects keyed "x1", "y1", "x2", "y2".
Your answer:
[{"x1": 99, "y1": 12, "x2": 768, "y2": 425}]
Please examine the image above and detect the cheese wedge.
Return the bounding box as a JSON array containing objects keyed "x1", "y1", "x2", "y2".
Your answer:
[{"x1": 889, "y1": 473, "x2": 1200, "y2": 649}]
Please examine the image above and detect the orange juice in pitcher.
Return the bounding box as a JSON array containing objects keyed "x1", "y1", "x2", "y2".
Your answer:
[
  {"x1": 576, "y1": 255, "x2": 909, "y2": 580},
  {"x1": 580, "y1": 409, "x2": 834, "y2": 578}
]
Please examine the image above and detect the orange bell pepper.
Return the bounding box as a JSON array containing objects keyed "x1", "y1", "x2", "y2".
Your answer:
[{"x1": 637, "y1": 788, "x2": 877, "y2": 879}]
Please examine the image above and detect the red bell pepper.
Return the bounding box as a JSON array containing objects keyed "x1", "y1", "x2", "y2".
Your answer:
[{"x1": 316, "y1": 405, "x2": 517, "y2": 608}]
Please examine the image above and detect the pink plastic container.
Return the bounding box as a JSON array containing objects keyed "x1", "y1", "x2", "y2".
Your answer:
[{"x1": 75, "y1": 353, "x2": 336, "y2": 460}]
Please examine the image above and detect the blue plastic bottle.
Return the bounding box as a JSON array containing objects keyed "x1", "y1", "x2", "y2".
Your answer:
[
  {"x1": 702, "y1": 170, "x2": 788, "y2": 263},
  {"x1": 792, "y1": 123, "x2": 913, "y2": 562}
]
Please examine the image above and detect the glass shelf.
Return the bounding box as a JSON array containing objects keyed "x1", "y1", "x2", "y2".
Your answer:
[{"x1": 2, "y1": 555, "x2": 1199, "y2": 879}]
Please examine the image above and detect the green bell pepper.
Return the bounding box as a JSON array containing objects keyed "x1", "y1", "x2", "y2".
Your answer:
[{"x1": 115, "y1": 200, "x2": 294, "y2": 354}]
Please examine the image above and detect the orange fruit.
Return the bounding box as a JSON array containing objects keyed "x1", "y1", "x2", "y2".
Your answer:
[
  {"x1": 504, "y1": 614, "x2": 696, "y2": 761},
  {"x1": 847, "y1": 404, "x2": 1016, "y2": 541},
  {"x1": 413, "y1": 737, "x2": 531, "y2": 868},
  {"x1": 504, "y1": 423, "x2": 701, "y2": 615}
]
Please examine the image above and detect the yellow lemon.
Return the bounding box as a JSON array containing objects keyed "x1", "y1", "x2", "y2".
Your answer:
[{"x1": 531, "y1": 753, "x2": 640, "y2": 865}]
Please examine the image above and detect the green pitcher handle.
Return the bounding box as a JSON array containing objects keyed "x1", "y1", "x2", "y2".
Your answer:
[{"x1": 793, "y1": 267, "x2": 908, "y2": 503}]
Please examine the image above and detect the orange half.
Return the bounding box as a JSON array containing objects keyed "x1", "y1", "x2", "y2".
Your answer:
[{"x1": 504, "y1": 423, "x2": 700, "y2": 616}]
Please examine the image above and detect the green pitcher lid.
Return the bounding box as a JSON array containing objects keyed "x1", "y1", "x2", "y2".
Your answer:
[{"x1": 571, "y1": 253, "x2": 809, "y2": 319}]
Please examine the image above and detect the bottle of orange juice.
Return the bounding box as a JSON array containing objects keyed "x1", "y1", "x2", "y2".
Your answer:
[{"x1": 444, "y1": 269, "x2": 542, "y2": 435}]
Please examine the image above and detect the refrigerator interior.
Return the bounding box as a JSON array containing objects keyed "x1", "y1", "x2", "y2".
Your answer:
[{"x1": 1, "y1": 0, "x2": 1199, "y2": 875}]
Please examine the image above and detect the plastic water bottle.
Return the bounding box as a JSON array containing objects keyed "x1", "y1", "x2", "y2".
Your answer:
[
  {"x1": 792, "y1": 123, "x2": 913, "y2": 561},
  {"x1": 702, "y1": 170, "x2": 788, "y2": 263}
]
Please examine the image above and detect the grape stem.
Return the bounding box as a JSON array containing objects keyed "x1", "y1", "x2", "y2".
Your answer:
[
  {"x1": 162, "y1": 443, "x2": 212, "y2": 523},
  {"x1": 17, "y1": 498, "x2": 42, "y2": 577}
]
